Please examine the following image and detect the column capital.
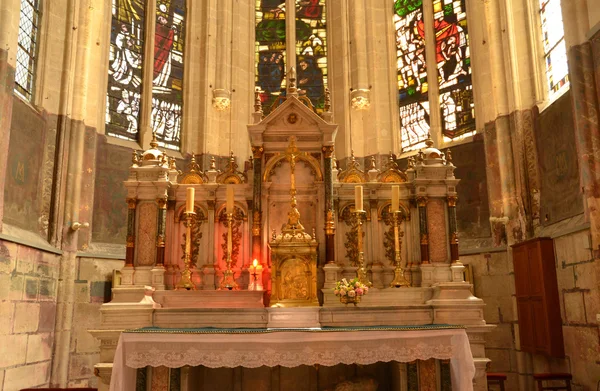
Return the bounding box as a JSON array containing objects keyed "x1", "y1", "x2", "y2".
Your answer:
[
  {"x1": 416, "y1": 196, "x2": 428, "y2": 207},
  {"x1": 252, "y1": 145, "x2": 264, "y2": 159},
  {"x1": 127, "y1": 198, "x2": 138, "y2": 209},
  {"x1": 322, "y1": 145, "x2": 335, "y2": 158},
  {"x1": 446, "y1": 195, "x2": 458, "y2": 207}
]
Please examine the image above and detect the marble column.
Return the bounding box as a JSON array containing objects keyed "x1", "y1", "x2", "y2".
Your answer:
[
  {"x1": 212, "y1": 0, "x2": 232, "y2": 110},
  {"x1": 251, "y1": 146, "x2": 264, "y2": 262},
  {"x1": 322, "y1": 145, "x2": 335, "y2": 264},
  {"x1": 447, "y1": 196, "x2": 459, "y2": 264},
  {"x1": 417, "y1": 196, "x2": 429, "y2": 264},
  {"x1": 155, "y1": 197, "x2": 167, "y2": 267}
]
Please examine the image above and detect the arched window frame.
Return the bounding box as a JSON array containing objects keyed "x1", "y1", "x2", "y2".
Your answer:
[
  {"x1": 528, "y1": 0, "x2": 570, "y2": 111},
  {"x1": 103, "y1": 0, "x2": 188, "y2": 153},
  {"x1": 14, "y1": 0, "x2": 42, "y2": 103},
  {"x1": 395, "y1": 0, "x2": 478, "y2": 156}
]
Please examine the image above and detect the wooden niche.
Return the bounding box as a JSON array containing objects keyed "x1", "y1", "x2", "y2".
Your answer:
[{"x1": 512, "y1": 237, "x2": 564, "y2": 357}]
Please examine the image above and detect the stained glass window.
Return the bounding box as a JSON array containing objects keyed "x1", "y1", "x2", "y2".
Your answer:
[
  {"x1": 255, "y1": 0, "x2": 287, "y2": 116},
  {"x1": 151, "y1": 0, "x2": 185, "y2": 151},
  {"x1": 255, "y1": 0, "x2": 327, "y2": 116},
  {"x1": 540, "y1": 0, "x2": 568, "y2": 97},
  {"x1": 395, "y1": 0, "x2": 430, "y2": 151},
  {"x1": 106, "y1": 0, "x2": 146, "y2": 142},
  {"x1": 14, "y1": 0, "x2": 41, "y2": 101},
  {"x1": 433, "y1": 0, "x2": 475, "y2": 140},
  {"x1": 295, "y1": 0, "x2": 327, "y2": 114}
]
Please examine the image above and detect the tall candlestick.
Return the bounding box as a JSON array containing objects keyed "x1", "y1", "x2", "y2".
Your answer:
[
  {"x1": 186, "y1": 187, "x2": 195, "y2": 213},
  {"x1": 227, "y1": 186, "x2": 234, "y2": 213},
  {"x1": 392, "y1": 185, "x2": 399, "y2": 211},
  {"x1": 355, "y1": 185, "x2": 363, "y2": 211}
]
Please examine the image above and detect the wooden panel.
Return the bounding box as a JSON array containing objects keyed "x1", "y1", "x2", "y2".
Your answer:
[
  {"x1": 532, "y1": 298, "x2": 549, "y2": 352},
  {"x1": 512, "y1": 245, "x2": 530, "y2": 296},
  {"x1": 517, "y1": 299, "x2": 534, "y2": 352}
]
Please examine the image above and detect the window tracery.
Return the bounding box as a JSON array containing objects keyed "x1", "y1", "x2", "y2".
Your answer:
[
  {"x1": 539, "y1": 0, "x2": 568, "y2": 98},
  {"x1": 14, "y1": 0, "x2": 41, "y2": 101}
]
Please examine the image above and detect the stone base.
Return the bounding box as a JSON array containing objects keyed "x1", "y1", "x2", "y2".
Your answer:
[
  {"x1": 156, "y1": 290, "x2": 264, "y2": 308},
  {"x1": 322, "y1": 287, "x2": 433, "y2": 307},
  {"x1": 133, "y1": 266, "x2": 153, "y2": 286},
  {"x1": 267, "y1": 307, "x2": 321, "y2": 328}
]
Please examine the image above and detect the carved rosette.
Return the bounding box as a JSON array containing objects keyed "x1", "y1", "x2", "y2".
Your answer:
[{"x1": 219, "y1": 207, "x2": 243, "y2": 267}]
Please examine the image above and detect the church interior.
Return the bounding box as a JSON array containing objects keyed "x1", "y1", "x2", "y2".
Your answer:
[{"x1": 0, "y1": 0, "x2": 599, "y2": 390}]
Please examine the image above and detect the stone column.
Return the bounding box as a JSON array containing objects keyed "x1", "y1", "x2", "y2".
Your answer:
[
  {"x1": 348, "y1": 0, "x2": 370, "y2": 108},
  {"x1": 251, "y1": 146, "x2": 264, "y2": 263},
  {"x1": 212, "y1": 0, "x2": 232, "y2": 110},
  {"x1": 139, "y1": 0, "x2": 157, "y2": 149},
  {"x1": 322, "y1": 145, "x2": 336, "y2": 264},
  {"x1": 285, "y1": 0, "x2": 297, "y2": 71}
]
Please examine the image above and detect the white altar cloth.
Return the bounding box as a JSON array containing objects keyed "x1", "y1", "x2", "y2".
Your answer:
[{"x1": 110, "y1": 326, "x2": 475, "y2": 391}]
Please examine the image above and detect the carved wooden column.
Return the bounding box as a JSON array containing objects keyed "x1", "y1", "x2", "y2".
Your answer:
[
  {"x1": 322, "y1": 145, "x2": 335, "y2": 264},
  {"x1": 417, "y1": 196, "x2": 429, "y2": 264},
  {"x1": 251, "y1": 145, "x2": 264, "y2": 262},
  {"x1": 447, "y1": 196, "x2": 459, "y2": 264}
]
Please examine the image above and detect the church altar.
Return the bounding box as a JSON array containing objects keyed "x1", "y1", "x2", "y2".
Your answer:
[
  {"x1": 91, "y1": 72, "x2": 494, "y2": 390},
  {"x1": 110, "y1": 326, "x2": 475, "y2": 391}
]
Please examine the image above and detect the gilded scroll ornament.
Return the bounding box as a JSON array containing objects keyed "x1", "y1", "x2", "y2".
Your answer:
[
  {"x1": 338, "y1": 151, "x2": 366, "y2": 183},
  {"x1": 179, "y1": 154, "x2": 208, "y2": 184},
  {"x1": 219, "y1": 207, "x2": 243, "y2": 267},
  {"x1": 217, "y1": 152, "x2": 248, "y2": 184}
]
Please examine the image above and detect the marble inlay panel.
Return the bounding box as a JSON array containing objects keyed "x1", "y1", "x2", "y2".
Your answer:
[
  {"x1": 151, "y1": 366, "x2": 169, "y2": 391},
  {"x1": 427, "y1": 199, "x2": 447, "y2": 262},
  {"x1": 136, "y1": 202, "x2": 157, "y2": 266}
]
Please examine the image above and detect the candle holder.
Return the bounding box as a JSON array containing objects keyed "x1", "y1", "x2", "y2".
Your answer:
[
  {"x1": 220, "y1": 212, "x2": 238, "y2": 290},
  {"x1": 390, "y1": 211, "x2": 410, "y2": 288},
  {"x1": 176, "y1": 211, "x2": 197, "y2": 290},
  {"x1": 354, "y1": 210, "x2": 372, "y2": 287}
]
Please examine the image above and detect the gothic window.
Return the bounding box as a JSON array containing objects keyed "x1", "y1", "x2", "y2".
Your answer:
[
  {"x1": 105, "y1": 0, "x2": 186, "y2": 151},
  {"x1": 14, "y1": 0, "x2": 41, "y2": 101},
  {"x1": 539, "y1": 0, "x2": 568, "y2": 98},
  {"x1": 255, "y1": 0, "x2": 328, "y2": 116},
  {"x1": 395, "y1": 0, "x2": 475, "y2": 152}
]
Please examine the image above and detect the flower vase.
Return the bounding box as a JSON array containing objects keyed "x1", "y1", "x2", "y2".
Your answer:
[{"x1": 340, "y1": 295, "x2": 361, "y2": 306}]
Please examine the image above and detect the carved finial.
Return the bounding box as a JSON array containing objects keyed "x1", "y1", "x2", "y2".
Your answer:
[
  {"x1": 312, "y1": 228, "x2": 316, "y2": 239},
  {"x1": 324, "y1": 87, "x2": 331, "y2": 112},
  {"x1": 424, "y1": 132, "x2": 434, "y2": 148},
  {"x1": 417, "y1": 151, "x2": 425, "y2": 163},
  {"x1": 188, "y1": 153, "x2": 201, "y2": 173},
  {"x1": 272, "y1": 229, "x2": 277, "y2": 241},
  {"x1": 132, "y1": 151, "x2": 140, "y2": 167},
  {"x1": 332, "y1": 155, "x2": 339, "y2": 170},
  {"x1": 254, "y1": 88, "x2": 263, "y2": 113},
  {"x1": 408, "y1": 156, "x2": 415, "y2": 169},
  {"x1": 230, "y1": 151, "x2": 235, "y2": 162},
  {"x1": 446, "y1": 148, "x2": 453, "y2": 164},
  {"x1": 150, "y1": 130, "x2": 159, "y2": 149},
  {"x1": 369, "y1": 156, "x2": 376, "y2": 170},
  {"x1": 288, "y1": 66, "x2": 297, "y2": 95},
  {"x1": 210, "y1": 156, "x2": 216, "y2": 170},
  {"x1": 169, "y1": 157, "x2": 177, "y2": 170},
  {"x1": 350, "y1": 150, "x2": 356, "y2": 163}
]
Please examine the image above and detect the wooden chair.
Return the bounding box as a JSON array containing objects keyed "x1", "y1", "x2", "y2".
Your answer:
[
  {"x1": 487, "y1": 372, "x2": 507, "y2": 391},
  {"x1": 533, "y1": 373, "x2": 572, "y2": 391}
]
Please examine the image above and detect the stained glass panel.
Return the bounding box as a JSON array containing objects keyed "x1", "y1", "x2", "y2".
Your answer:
[
  {"x1": 433, "y1": 0, "x2": 475, "y2": 139},
  {"x1": 15, "y1": 0, "x2": 41, "y2": 101},
  {"x1": 295, "y1": 0, "x2": 327, "y2": 113},
  {"x1": 151, "y1": 0, "x2": 185, "y2": 151},
  {"x1": 540, "y1": 0, "x2": 568, "y2": 96},
  {"x1": 255, "y1": 0, "x2": 287, "y2": 116},
  {"x1": 395, "y1": 0, "x2": 429, "y2": 151},
  {"x1": 106, "y1": 0, "x2": 146, "y2": 142}
]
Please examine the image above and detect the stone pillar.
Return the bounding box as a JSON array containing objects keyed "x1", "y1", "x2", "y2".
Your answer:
[
  {"x1": 447, "y1": 195, "x2": 459, "y2": 264},
  {"x1": 348, "y1": 0, "x2": 370, "y2": 108},
  {"x1": 322, "y1": 145, "x2": 336, "y2": 264},
  {"x1": 251, "y1": 146, "x2": 264, "y2": 263},
  {"x1": 212, "y1": 0, "x2": 232, "y2": 110},
  {"x1": 285, "y1": 0, "x2": 297, "y2": 71},
  {"x1": 139, "y1": 0, "x2": 157, "y2": 149}
]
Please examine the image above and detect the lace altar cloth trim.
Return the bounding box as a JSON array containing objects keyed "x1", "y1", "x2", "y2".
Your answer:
[{"x1": 110, "y1": 329, "x2": 475, "y2": 391}]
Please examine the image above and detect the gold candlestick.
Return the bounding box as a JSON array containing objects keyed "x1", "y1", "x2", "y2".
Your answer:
[
  {"x1": 220, "y1": 212, "x2": 238, "y2": 290},
  {"x1": 390, "y1": 211, "x2": 410, "y2": 288},
  {"x1": 354, "y1": 210, "x2": 372, "y2": 287},
  {"x1": 176, "y1": 211, "x2": 197, "y2": 290}
]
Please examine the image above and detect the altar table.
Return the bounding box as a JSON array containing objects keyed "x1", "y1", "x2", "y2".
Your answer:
[{"x1": 109, "y1": 325, "x2": 475, "y2": 391}]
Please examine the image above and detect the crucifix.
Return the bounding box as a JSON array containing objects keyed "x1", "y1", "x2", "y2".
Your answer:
[{"x1": 282, "y1": 136, "x2": 305, "y2": 233}]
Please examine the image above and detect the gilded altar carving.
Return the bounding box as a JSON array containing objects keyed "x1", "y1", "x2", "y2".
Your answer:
[
  {"x1": 217, "y1": 152, "x2": 247, "y2": 184},
  {"x1": 337, "y1": 151, "x2": 365, "y2": 183},
  {"x1": 179, "y1": 207, "x2": 205, "y2": 267},
  {"x1": 382, "y1": 205, "x2": 407, "y2": 265},
  {"x1": 377, "y1": 153, "x2": 408, "y2": 183},
  {"x1": 178, "y1": 154, "x2": 208, "y2": 184}
]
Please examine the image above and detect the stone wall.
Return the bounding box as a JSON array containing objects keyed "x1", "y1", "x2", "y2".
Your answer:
[{"x1": 0, "y1": 240, "x2": 60, "y2": 390}]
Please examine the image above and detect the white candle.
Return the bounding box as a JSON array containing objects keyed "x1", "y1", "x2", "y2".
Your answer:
[
  {"x1": 355, "y1": 185, "x2": 363, "y2": 211},
  {"x1": 226, "y1": 186, "x2": 234, "y2": 214},
  {"x1": 392, "y1": 185, "x2": 399, "y2": 212},
  {"x1": 186, "y1": 187, "x2": 195, "y2": 213}
]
